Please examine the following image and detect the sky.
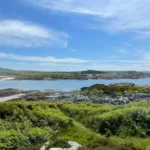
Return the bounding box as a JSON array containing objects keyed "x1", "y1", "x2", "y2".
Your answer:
[{"x1": 0, "y1": 0, "x2": 150, "y2": 71}]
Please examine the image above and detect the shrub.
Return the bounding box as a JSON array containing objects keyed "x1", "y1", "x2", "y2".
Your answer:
[
  {"x1": 0, "y1": 130, "x2": 28, "y2": 150},
  {"x1": 26, "y1": 128, "x2": 51, "y2": 145},
  {"x1": 105, "y1": 130, "x2": 112, "y2": 138}
]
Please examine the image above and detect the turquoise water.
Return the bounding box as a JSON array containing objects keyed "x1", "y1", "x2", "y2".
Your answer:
[{"x1": 0, "y1": 78, "x2": 150, "y2": 91}]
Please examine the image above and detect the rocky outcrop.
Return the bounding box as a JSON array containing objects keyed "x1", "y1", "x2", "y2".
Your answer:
[
  {"x1": 88, "y1": 93, "x2": 150, "y2": 105},
  {"x1": 16, "y1": 91, "x2": 150, "y2": 105},
  {"x1": 20, "y1": 92, "x2": 50, "y2": 101},
  {"x1": 73, "y1": 95, "x2": 90, "y2": 102},
  {"x1": 0, "y1": 88, "x2": 23, "y2": 97},
  {"x1": 1, "y1": 87, "x2": 150, "y2": 105},
  {"x1": 46, "y1": 91, "x2": 150, "y2": 105}
]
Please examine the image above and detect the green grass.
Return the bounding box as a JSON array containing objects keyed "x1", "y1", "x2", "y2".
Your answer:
[{"x1": 0, "y1": 101, "x2": 150, "y2": 150}]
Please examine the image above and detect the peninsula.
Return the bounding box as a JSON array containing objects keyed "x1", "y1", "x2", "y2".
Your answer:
[{"x1": 0, "y1": 68, "x2": 150, "y2": 80}]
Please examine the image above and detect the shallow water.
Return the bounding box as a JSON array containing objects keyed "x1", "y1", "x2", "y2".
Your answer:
[{"x1": 0, "y1": 78, "x2": 150, "y2": 91}]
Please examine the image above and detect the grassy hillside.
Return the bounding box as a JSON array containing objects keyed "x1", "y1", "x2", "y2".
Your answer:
[
  {"x1": 81, "y1": 83, "x2": 150, "y2": 96},
  {"x1": 0, "y1": 101, "x2": 150, "y2": 150},
  {"x1": 0, "y1": 71, "x2": 87, "y2": 80},
  {"x1": 0, "y1": 68, "x2": 148, "y2": 80}
]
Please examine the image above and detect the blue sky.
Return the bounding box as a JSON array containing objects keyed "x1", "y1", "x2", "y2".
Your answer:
[{"x1": 0, "y1": 0, "x2": 150, "y2": 71}]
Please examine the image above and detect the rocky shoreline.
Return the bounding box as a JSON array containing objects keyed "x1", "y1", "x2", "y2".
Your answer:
[{"x1": 1, "y1": 85, "x2": 150, "y2": 105}]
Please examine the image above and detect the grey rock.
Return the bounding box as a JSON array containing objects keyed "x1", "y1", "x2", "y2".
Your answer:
[
  {"x1": 40, "y1": 142, "x2": 50, "y2": 150},
  {"x1": 0, "y1": 88, "x2": 23, "y2": 97}
]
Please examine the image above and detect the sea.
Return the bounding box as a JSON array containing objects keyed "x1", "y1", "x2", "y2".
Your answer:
[{"x1": 0, "y1": 78, "x2": 150, "y2": 91}]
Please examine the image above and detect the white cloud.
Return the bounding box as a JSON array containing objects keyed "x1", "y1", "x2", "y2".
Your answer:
[
  {"x1": 0, "y1": 52, "x2": 86, "y2": 63},
  {"x1": 1, "y1": 51, "x2": 150, "y2": 65},
  {"x1": 2, "y1": 50, "x2": 150, "y2": 71},
  {"x1": 23, "y1": 0, "x2": 150, "y2": 35},
  {"x1": 0, "y1": 20, "x2": 68, "y2": 47},
  {"x1": 2, "y1": 61, "x2": 150, "y2": 71}
]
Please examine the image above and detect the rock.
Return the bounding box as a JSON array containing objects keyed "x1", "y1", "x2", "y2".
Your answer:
[
  {"x1": 50, "y1": 148, "x2": 63, "y2": 150},
  {"x1": 40, "y1": 142, "x2": 50, "y2": 150},
  {"x1": 49, "y1": 141, "x2": 81, "y2": 150},
  {"x1": 2, "y1": 87, "x2": 150, "y2": 105},
  {"x1": 20, "y1": 91, "x2": 50, "y2": 101},
  {"x1": 73, "y1": 95, "x2": 90, "y2": 102},
  {"x1": 0, "y1": 88, "x2": 23, "y2": 97},
  {"x1": 88, "y1": 92, "x2": 150, "y2": 105},
  {"x1": 68, "y1": 141, "x2": 81, "y2": 149}
]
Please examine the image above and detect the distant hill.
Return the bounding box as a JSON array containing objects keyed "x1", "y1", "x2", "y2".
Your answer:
[
  {"x1": 0, "y1": 68, "x2": 149, "y2": 80},
  {"x1": 81, "y1": 70, "x2": 107, "y2": 74},
  {"x1": 0, "y1": 68, "x2": 16, "y2": 73},
  {"x1": 0, "y1": 68, "x2": 149, "y2": 74}
]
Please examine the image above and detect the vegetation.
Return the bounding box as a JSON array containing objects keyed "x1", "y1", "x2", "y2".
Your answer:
[
  {"x1": 0, "y1": 71, "x2": 87, "y2": 80},
  {"x1": 81, "y1": 70, "x2": 107, "y2": 74},
  {"x1": 80, "y1": 83, "x2": 150, "y2": 96},
  {"x1": 0, "y1": 101, "x2": 150, "y2": 149},
  {"x1": 0, "y1": 68, "x2": 148, "y2": 80},
  {"x1": 59, "y1": 101, "x2": 150, "y2": 137},
  {"x1": 0, "y1": 102, "x2": 71, "y2": 150}
]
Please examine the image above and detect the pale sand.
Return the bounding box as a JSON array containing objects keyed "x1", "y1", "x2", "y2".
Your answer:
[
  {"x1": 0, "y1": 94, "x2": 25, "y2": 102},
  {"x1": 0, "y1": 76, "x2": 15, "y2": 80}
]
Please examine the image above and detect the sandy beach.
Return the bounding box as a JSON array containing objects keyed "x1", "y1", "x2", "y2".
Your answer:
[{"x1": 0, "y1": 94, "x2": 25, "y2": 102}]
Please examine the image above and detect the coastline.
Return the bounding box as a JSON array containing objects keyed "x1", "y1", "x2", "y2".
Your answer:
[
  {"x1": 0, "y1": 76, "x2": 16, "y2": 81},
  {"x1": 0, "y1": 76, "x2": 150, "y2": 81},
  {"x1": 1, "y1": 70, "x2": 150, "y2": 81},
  {"x1": 1, "y1": 82, "x2": 150, "y2": 105}
]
